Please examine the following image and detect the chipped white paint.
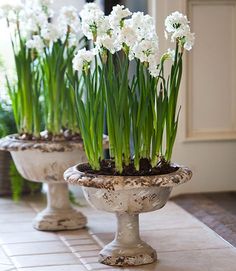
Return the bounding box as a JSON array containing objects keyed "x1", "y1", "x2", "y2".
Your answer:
[
  {"x1": 0, "y1": 136, "x2": 88, "y2": 231},
  {"x1": 64, "y1": 164, "x2": 192, "y2": 266}
]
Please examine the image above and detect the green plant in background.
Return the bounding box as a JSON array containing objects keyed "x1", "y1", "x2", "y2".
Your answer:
[
  {"x1": 9, "y1": 162, "x2": 41, "y2": 201},
  {"x1": 2, "y1": 3, "x2": 42, "y2": 137},
  {"x1": 0, "y1": 0, "x2": 84, "y2": 139},
  {"x1": 72, "y1": 4, "x2": 195, "y2": 173},
  {"x1": 24, "y1": 2, "x2": 85, "y2": 138},
  {"x1": 0, "y1": 101, "x2": 42, "y2": 200}
]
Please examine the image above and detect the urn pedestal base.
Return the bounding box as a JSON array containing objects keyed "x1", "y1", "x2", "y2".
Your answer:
[
  {"x1": 33, "y1": 183, "x2": 87, "y2": 231},
  {"x1": 99, "y1": 213, "x2": 157, "y2": 266}
]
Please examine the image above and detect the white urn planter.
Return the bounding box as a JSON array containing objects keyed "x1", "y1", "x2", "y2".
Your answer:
[
  {"x1": 0, "y1": 135, "x2": 101, "y2": 231},
  {"x1": 64, "y1": 163, "x2": 192, "y2": 267}
]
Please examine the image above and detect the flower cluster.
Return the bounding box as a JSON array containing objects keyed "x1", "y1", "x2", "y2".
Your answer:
[
  {"x1": 73, "y1": 4, "x2": 194, "y2": 77},
  {"x1": 165, "y1": 11, "x2": 195, "y2": 51},
  {"x1": 75, "y1": 4, "x2": 160, "y2": 76},
  {"x1": 0, "y1": 0, "x2": 82, "y2": 53}
]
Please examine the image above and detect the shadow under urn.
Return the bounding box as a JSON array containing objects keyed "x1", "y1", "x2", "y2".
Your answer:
[
  {"x1": 64, "y1": 163, "x2": 192, "y2": 266},
  {"x1": 0, "y1": 135, "x2": 92, "y2": 231}
]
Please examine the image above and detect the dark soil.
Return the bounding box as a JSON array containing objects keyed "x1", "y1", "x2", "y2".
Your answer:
[
  {"x1": 78, "y1": 158, "x2": 179, "y2": 176},
  {"x1": 14, "y1": 129, "x2": 82, "y2": 142}
]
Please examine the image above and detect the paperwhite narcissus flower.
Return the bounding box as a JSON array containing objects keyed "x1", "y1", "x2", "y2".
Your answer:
[
  {"x1": 165, "y1": 11, "x2": 195, "y2": 51},
  {"x1": 0, "y1": 0, "x2": 23, "y2": 21},
  {"x1": 26, "y1": 35, "x2": 45, "y2": 53},
  {"x1": 132, "y1": 37, "x2": 159, "y2": 63},
  {"x1": 183, "y1": 31, "x2": 195, "y2": 50},
  {"x1": 58, "y1": 6, "x2": 81, "y2": 33},
  {"x1": 96, "y1": 34, "x2": 121, "y2": 54},
  {"x1": 41, "y1": 22, "x2": 61, "y2": 42},
  {"x1": 19, "y1": 6, "x2": 47, "y2": 33},
  {"x1": 73, "y1": 48, "x2": 95, "y2": 73},
  {"x1": 79, "y1": 3, "x2": 106, "y2": 40},
  {"x1": 165, "y1": 11, "x2": 189, "y2": 33},
  {"x1": 126, "y1": 12, "x2": 156, "y2": 41},
  {"x1": 118, "y1": 25, "x2": 137, "y2": 48},
  {"x1": 109, "y1": 4, "x2": 132, "y2": 29}
]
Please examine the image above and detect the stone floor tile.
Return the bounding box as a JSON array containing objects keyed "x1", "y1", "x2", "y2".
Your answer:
[
  {"x1": 0, "y1": 223, "x2": 33, "y2": 233},
  {"x1": 0, "y1": 198, "x2": 18, "y2": 205},
  {"x1": 140, "y1": 211, "x2": 202, "y2": 231},
  {"x1": 142, "y1": 227, "x2": 232, "y2": 252},
  {"x1": 95, "y1": 227, "x2": 231, "y2": 253},
  {"x1": 3, "y1": 241, "x2": 70, "y2": 256},
  {"x1": 124, "y1": 247, "x2": 236, "y2": 271},
  {"x1": 79, "y1": 256, "x2": 98, "y2": 265},
  {"x1": 85, "y1": 262, "x2": 119, "y2": 270},
  {"x1": 0, "y1": 213, "x2": 35, "y2": 223},
  {"x1": 63, "y1": 238, "x2": 96, "y2": 247},
  {"x1": 0, "y1": 204, "x2": 32, "y2": 214},
  {"x1": 0, "y1": 247, "x2": 12, "y2": 265},
  {"x1": 74, "y1": 250, "x2": 101, "y2": 258},
  {"x1": 0, "y1": 232, "x2": 58, "y2": 245},
  {"x1": 0, "y1": 264, "x2": 16, "y2": 271},
  {"x1": 11, "y1": 253, "x2": 81, "y2": 268},
  {"x1": 71, "y1": 244, "x2": 101, "y2": 253},
  {"x1": 58, "y1": 230, "x2": 91, "y2": 240},
  {"x1": 18, "y1": 264, "x2": 87, "y2": 271}
]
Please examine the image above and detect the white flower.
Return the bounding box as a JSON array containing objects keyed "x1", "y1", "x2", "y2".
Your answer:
[
  {"x1": 80, "y1": 3, "x2": 107, "y2": 40},
  {"x1": 19, "y1": 6, "x2": 48, "y2": 33},
  {"x1": 73, "y1": 48, "x2": 95, "y2": 73},
  {"x1": 183, "y1": 31, "x2": 195, "y2": 50},
  {"x1": 96, "y1": 33, "x2": 121, "y2": 54},
  {"x1": 118, "y1": 25, "x2": 137, "y2": 48},
  {"x1": 126, "y1": 12, "x2": 156, "y2": 41},
  {"x1": 165, "y1": 11, "x2": 195, "y2": 50},
  {"x1": 58, "y1": 6, "x2": 81, "y2": 34},
  {"x1": 109, "y1": 4, "x2": 132, "y2": 29},
  {"x1": 26, "y1": 35, "x2": 45, "y2": 53},
  {"x1": 148, "y1": 61, "x2": 159, "y2": 77},
  {"x1": 41, "y1": 22, "x2": 60, "y2": 42},
  {"x1": 0, "y1": 0, "x2": 23, "y2": 21},
  {"x1": 132, "y1": 37, "x2": 159, "y2": 63},
  {"x1": 165, "y1": 11, "x2": 189, "y2": 33},
  {"x1": 79, "y1": 2, "x2": 102, "y2": 18}
]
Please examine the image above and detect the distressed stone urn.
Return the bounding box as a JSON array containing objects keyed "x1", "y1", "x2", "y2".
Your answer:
[
  {"x1": 0, "y1": 135, "x2": 106, "y2": 231},
  {"x1": 64, "y1": 163, "x2": 192, "y2": 267}
]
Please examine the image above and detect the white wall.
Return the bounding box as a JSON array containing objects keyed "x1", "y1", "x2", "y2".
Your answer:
[{"x1": 149, "y1": 0, "x2": 236, "y2": 195}]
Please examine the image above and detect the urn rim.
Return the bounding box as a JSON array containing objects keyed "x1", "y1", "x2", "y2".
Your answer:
[{"x1": 64, "y1": 162, "x2": 192, "y2": 190}]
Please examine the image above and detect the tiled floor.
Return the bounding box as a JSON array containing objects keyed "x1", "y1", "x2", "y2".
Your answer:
[{"x1": 0, "y1": 194, "x2": 236, "y2": 271}]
